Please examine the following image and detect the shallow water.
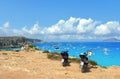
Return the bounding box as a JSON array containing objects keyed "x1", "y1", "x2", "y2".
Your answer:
[{"x1": 0, "y1": 48, "x2": 21, "y2": 50}]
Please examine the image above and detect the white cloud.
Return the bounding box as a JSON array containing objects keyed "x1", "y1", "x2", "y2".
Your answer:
[
  {"x1": 94, "y1": 24, "x2": 111, "y2": 35},
  {"x1": 76, "y1": 18, "x2": 96, "y2": 34},
  {"x1": 3, "y1": 22, "x2": 10, "y2": 28},
  {"x1": 46, "y1": 25, "x2": 61, "y2": 34},
  {"x1": 22, "y1": 23, "x2": 42, "y2": 34},
  {"x1": 94, "y1": 21, "x2": 120, "y2": 35},
  {"x1": 1, "y1": 18, "x2": 120, "y2": 42},
  {"x1": 45, "y1": 17, "x2": 78, "y2": 35}
]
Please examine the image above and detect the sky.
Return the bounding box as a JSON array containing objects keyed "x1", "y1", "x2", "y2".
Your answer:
[{"x1": 0, "y1": 0, "x2": 120, "y2": 42}]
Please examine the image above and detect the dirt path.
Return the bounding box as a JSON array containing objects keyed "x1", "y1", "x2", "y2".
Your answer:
[{"x1": 0, "y1": 50, "x2": 120, "y2": 79}]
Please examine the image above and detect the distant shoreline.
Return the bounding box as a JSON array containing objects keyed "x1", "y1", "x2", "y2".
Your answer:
[{"x1": 0, "y1": 36, "x2": 42, "y2": 48}]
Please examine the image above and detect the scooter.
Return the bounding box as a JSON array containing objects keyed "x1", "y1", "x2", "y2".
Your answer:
[
  {"x1": 61, "y1": 58, "x2": 69, "y2": 66},
  {"x1": 79, "y1": 51, "x2": 92, "y2": 72},
  {"x1": 80, "y1": 61, "x2": 88, "y2": 73},
  {"x1": 79, "y1": 53, "x2": 88, "y2": 73},
  {"x1": 61, "y1": 50, "x2": 69, "y2": 66}
]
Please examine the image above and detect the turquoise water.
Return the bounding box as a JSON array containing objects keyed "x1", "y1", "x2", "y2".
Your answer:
[
  {"x1": 33, "y1": 42, "x2": 120, "y2": 66},
  {"x1": 0, "y1": 48, "x2": 21, "y2": 50}
]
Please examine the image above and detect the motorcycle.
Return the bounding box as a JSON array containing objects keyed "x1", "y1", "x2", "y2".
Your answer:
[
  {"x1": 79, "y1": 53, "x2": 89, "y2": 72},
  {"x1": 80, "y1": 61, "x2": 88, "y2": 73},
  {"x1": 61, "y1": 58, "x2": 69, "y2": 66},
  {"x1": 61, "y1": 50, "x2": 69, "y2": 66}
]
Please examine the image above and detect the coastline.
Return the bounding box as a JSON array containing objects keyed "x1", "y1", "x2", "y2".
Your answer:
[
  {"x1": 0, "y1": 49, "x2": 120, "y2": 79},
  {"x1": 33, "y1": 42, "x2": 120, "y2": 66}
]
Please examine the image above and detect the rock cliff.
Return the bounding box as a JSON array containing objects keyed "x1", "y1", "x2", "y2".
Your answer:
[{"x1": 0, "y1": 36, "x2": 42, "y2": 48}]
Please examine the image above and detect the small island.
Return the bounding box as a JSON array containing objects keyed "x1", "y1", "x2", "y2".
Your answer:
[{"x1": 103, "y1": 38, "x2": 120, "y2": 42}]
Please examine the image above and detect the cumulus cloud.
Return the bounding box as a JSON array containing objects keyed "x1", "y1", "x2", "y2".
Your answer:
[
  {"x1": 94, "y1": 24, "x2": 111, "y2": 35},
  {"x1": 76, "y1": 18, "x2": 96, "y2": 34},
  {"x1": 0, "y1": 22, "x2": 11, "y2": 36},
  {"x1": 46, "y1": 17, "x2": 77, "y2": 35},
  {"x1": 22, "y1": 23, "x2": 41, "y2": 34},
  {"x1": 1, "y1": 17, "x2": 120, "y2": 41},
  {"x1": 94, "y1": 21, "x2": 120, "y2": 35},
  {"x1": 0, "y1": 22, "x2": 23, "y2": 36}
]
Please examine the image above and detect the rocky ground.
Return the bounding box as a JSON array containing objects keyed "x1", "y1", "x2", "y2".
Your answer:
[{"x1": 0, "y1": 50, "x2": 120, "y2": 79}]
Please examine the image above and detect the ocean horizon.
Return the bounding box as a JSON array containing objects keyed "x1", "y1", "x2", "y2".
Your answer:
[{"x1": 33, "y1": 42, "x2": 120, "y2": 67}]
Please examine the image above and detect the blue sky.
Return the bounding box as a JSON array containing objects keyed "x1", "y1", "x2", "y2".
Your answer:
[{"x1": 0, "y1": 0, "x2": 120, "y2": 42}]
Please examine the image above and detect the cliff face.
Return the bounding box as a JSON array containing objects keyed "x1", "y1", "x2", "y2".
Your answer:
[{"x1": 0, "y1": 36, "x2": 42, "y2": 48}]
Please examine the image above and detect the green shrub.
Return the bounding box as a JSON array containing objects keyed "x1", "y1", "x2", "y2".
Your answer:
[
  {"x1": 68, "y1": 57, "x2": 80, "y2": 63},
  {"x1": 43, "y1": 50, "x2": 50, "y2": 53},
  {"x1": 28, "y1": 44, "x2": 35, "y2": 48},
  {"x1": 89, "y1": 60, "x2": 98, "y2": 66},
  {"x1": 28, "y1": 44, "x2": 39, "y2": 50},
  {"x1": 100, "y1": 66, "x2": 107, "y2": 69},
  {"x1": 68, "y1": 57, "x2": 97, "y2": 66},
  {"x1": 47, "y1": 53, "x2": 61, "y2": 60}
]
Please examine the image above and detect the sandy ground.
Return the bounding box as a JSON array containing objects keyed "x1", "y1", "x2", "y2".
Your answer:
[{"x1": 0, "y1": 50, "x2": 120, "y2": 79}]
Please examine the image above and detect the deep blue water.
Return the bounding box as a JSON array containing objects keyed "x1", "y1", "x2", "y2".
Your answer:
[{"x1": 33, "y1": 42, "x2": 120, "y2": 66}]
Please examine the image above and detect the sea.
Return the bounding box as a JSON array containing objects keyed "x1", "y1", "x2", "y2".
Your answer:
[
  {"x1": 33, "y1": 42, "x2": 120, "y2": 67},
  {"x1": 0, "y1": 48, "x2": 21, "y2": 50}
]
